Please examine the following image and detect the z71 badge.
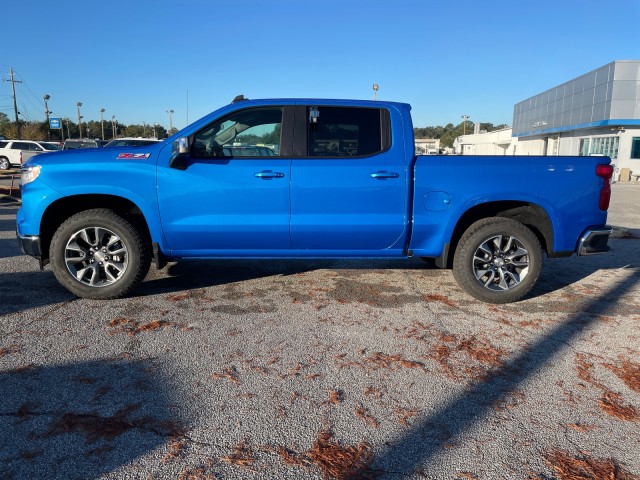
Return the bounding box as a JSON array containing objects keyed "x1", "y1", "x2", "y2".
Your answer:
[{"x1": 117, "y1": 153, "x2": 151, "y2": 159}]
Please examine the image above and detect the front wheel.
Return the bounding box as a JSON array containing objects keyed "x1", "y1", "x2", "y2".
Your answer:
[
  {"x1": 453, "y1": 217, "x2": 542, "y2": 304},
  {"x1": 50, "y1": 209, "x2": 151, "y2": 299}
]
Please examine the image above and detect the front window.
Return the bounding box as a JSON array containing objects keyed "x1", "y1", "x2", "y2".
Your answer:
[{"x1": 192, "y1": 107, "x2": 282, "y2": 158}]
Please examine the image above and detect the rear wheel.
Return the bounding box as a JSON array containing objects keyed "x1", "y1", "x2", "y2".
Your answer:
[
  {"x1": 50, "y1": 209, "x2": 151, "y2": 299},
  {"x1": 453, "y1": 217, "x2": 542, "y2": 304},
  {"x1": 0, "y1": 157, "x2": 9, "y2": 170}
]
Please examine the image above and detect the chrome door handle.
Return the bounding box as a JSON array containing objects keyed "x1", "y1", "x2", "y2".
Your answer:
[
  {"x1": 370, "y1": 171, "x2": 400, "y2": 179},
  {"x1": 255, "y1": 171, "x2": 285, "y2": 179}
]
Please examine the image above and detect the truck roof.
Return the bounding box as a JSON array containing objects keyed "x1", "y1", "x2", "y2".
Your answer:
[{"x1": 227, "y1": 97, "x2": 411, "y2": 110}]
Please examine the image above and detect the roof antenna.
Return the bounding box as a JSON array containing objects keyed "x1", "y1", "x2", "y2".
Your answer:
[{"x1": 232, "y1": 94, "x2": 247, "y2": 103}]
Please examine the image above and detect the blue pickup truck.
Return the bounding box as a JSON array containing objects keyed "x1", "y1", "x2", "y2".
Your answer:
[{"x1": 16, "y1": 98, "x2": 613, "y2": 303}]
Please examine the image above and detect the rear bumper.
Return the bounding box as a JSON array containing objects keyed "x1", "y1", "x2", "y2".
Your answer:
[{"x1": 577, "y1": 226, "x2": 612, "y2": 256}]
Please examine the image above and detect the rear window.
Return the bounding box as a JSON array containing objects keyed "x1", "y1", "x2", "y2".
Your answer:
[
  {"x1": 307, "y1": 107, "x2": 386, "y2": 157},
  {"x1": 63, "y1": 141, "x2": 98, "y2": 150},
  {"x1": 41, "y1": 143, "x2": 61, "y2": 151}
]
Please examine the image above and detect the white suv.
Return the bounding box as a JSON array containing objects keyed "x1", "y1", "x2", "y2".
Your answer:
[{"x1": 0, "y1": 140, "x2": 60, "y2": 170}]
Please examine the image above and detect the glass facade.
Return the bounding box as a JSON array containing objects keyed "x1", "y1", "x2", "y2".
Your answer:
[{"x1": 513, "y1": 61, "x2": 640, "y2": 137}]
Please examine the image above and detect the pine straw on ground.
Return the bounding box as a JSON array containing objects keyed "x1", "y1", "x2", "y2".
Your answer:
[
  {"x1": 220, "y1": 442, "x2": 256, "y2": 467},
  {"x1": 543, "y1": 449, "x2": 639, "y2": 480},
  {"x1": 278, "y1": 429, "x2": 374, "y2": 480},
  {"x1": 107, "y1": 318, "x2": 171, "y2": 336},
  {"x1": 598, "y1": 391, "x2": 639, "y2": 421},
  {"x1": 45, "y1": 403, "x2": 184, "y2": 444},
  {"x1": 604, "y1": 357, "x2": 640, "y2": 393}
]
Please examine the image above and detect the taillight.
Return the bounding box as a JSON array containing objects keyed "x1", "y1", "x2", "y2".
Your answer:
[
  {"x1": 596, "y1": 164, "x2": 613, "y2": 211},
  {"x1": 19, "y1": 151, "x2": 23, "y2": 164}
]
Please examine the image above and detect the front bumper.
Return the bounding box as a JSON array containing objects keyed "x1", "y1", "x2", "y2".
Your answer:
[
  {"x1": 577, "y1": 226, "x2": 612, "y2": 256},
  {"x1": 16, "y1": 227, "x2": 41, "y2": 258}
]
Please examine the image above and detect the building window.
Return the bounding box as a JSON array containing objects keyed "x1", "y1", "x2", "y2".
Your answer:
[
  {"x1": 579, "y1": 136, "x2": 619, "y2": 159},
  {"x1": 632, "y1": 137, "x2": 640, "y2": 159}
]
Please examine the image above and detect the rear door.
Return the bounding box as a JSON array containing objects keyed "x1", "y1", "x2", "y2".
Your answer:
[{"x1": 290, "y1": 105, "x2": 408, "y2": 253}]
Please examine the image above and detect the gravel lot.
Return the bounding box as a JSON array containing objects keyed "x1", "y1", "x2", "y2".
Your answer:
[{"x1": 1, "y1": 185, "x2": 639, "y2": 479}]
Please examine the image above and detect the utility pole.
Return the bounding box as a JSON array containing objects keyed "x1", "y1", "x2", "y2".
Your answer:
[
  {"x1": 43, "y1": 94, "x2": 51, "y2": 141},
  {"x1": 2, "y1": 68, "x2": 23, "y2": 139},
  {"x1": 76, "y1": 102, "x2": 83, "y2": 139},
  {"x1": 167, "y1": 109, "x2": 174, "y2": 133}
]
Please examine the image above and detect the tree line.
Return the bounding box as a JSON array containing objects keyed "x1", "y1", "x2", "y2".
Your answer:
[
  {"x1": 1, "y1": 110, "x2": 509, "y2": 148},
  {"x1": 0, "y1": 112, "x2": 179, "y2": 142},
  {"x1": 415, "y1": 121, "x2": 509, "y2": 148}
]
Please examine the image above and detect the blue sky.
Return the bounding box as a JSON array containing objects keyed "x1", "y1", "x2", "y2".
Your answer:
[{"x1": 2, "y1": 0, "x2": 639, "y2": 131}]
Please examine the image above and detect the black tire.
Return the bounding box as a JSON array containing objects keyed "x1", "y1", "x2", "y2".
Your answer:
[
  {"x1": 452, "y1": 217, "x2": 542, "y2": 304},
  {"x1": 50, "y1": 209, "x2": 151, "y2": 299},
  {"x1": 0, "y1": 156, "x2": 9, "y2": 170}
]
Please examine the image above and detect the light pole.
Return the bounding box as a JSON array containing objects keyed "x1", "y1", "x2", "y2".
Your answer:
[
  {"x1": 43, "y1": 94, "x2": 51, "y2": 141},
  {"x1": 372, "y1": 84, "x2": 379, "y2": 101},
  {"x1": 143, "y1": 121, "x2": 147, "y2": 137},
  {"x1": 111, "y1": 115, "x2": 116, "y2": 139},
  {"x1": 461, "y1": 115, "x2": 470, "y2": 136},
  {"x1": 76, "y1": 102, "x2": 83, "y2": 138},
  {"x1": 100, "y1": 108, "x2": 105, "y2": 140},
  {"x1": 166, "y1": 109, "x2": 174, "y2": 133}
]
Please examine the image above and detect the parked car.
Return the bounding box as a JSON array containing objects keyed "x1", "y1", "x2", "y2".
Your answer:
[
  {"x1": 63, "y1": 139, "x2": 100, "y2": 150},
  {"x1": 0, "y1": 140, "x2": 58, "y2": 170},
  {"x1": 104, "y1": 138, "x2": 162, "y2": 148}
]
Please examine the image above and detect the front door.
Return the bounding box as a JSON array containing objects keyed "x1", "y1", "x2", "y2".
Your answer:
[{"x1": 157, "y1": 106, "x2": 292, "y2": 255}]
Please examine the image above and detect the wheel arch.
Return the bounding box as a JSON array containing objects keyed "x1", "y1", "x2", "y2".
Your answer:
[
  {"x1": 39, "y1": 194, "x2": 153, "y2": 264},
  {"x1": 443, "y1": 201, "x2": 553, "y2": 268}
]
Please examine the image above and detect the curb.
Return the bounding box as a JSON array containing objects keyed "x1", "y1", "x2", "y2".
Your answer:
[
  {"x1": 0, "y1": 194, "x2": 21, "y2": 205},
  {"x1": 610, "y1": 226, "x2": 639, "y2": 239}
]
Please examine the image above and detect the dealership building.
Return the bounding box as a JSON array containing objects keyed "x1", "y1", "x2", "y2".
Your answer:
[{"x1": 455, "y1": 60, "x2": 640, "y2": 180}]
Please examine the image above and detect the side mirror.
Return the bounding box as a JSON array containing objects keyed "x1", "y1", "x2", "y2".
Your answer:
[
  {"x1": 176, "y1": 137, "x2": 189, "y2": 154},
  {"x1": 169, "y1": 137, "x2": 190, "y2": 170}
]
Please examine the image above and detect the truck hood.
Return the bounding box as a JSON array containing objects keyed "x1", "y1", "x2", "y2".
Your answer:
[{"x1": 23, "y1": 143, "x2": 165, "y2": 169}]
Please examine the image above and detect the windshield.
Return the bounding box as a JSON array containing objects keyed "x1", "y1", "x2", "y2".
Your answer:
[
  {"x1": 63, "y1": 141, "x2": 97, "y2": 150},
  {"x1": 105, "y1": 139, "x2": 160, "y2": 148}
]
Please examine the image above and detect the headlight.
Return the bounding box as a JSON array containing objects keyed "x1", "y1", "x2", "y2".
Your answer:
[{"x1": 21, "y1": 165, "x2": 41, "y2": 185}]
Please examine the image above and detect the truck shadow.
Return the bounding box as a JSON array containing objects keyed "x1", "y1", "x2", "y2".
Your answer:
[
  {"x1": 134, "y1": 257, "x2": 429, "y2": 297},
  {"x1": 1, "y1": 238, "x2": 638, "y2": 316},
  {"x1": 137, "y1": 237, "x2": 640, "y2": 301},
  {"x1": 0, "y1": 358, "x2": 184, "y2": 479},
  {"x1": 350, "y1": 270, "x2": 640, "y2": 477}
]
